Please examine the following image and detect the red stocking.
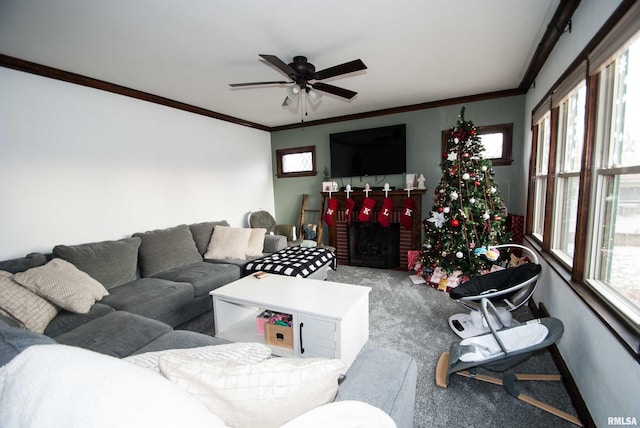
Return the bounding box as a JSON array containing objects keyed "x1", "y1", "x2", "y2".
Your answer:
[
  {"x1": 358, "y1": 197, "x2": 375, "y2": 222},
  {"x1": 345, "y1": 198, "x2": 356, "y2": 225},
  {"x1": 323, "y1": 198, "x2": 338, "y2": 227},
  {"x1": 400, "y1": 197, "x2": 415, "y2": 230},
  {"x1": 377, "y1": 197, "x2": 393, "y2": 227}
]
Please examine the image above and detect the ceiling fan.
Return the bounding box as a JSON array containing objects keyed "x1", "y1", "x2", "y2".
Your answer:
[{"x1": 229, "y1": 54, "x2": 367, "y2": 106}]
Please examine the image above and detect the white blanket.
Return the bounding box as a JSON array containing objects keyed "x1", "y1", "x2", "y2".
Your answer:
[{"x1": 0, "y1": 344, "x2": 228, "y2": 428}]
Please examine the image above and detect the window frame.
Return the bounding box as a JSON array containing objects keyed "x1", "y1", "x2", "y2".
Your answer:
[{"x1": 275, "y1": 145, "x2": 317, "y2": 178}]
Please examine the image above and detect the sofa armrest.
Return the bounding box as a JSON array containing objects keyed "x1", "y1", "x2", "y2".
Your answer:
[
  {"x1": 263, "y1": 234, "x2": 287, "y2": 253},
  {"x1": 335, "y1": 348, "x2": 417, "y2": 428}
]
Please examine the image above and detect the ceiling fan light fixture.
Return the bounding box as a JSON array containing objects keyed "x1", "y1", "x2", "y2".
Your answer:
[
  {"x1": 287, "y1": 84, "x2": 302, "y2": 98},
  {"x1": 307, "y1": 88, "x2": 322, "y2": 104}
]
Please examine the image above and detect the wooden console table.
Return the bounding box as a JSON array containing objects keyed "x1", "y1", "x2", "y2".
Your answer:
[{"x1": 319, "y1": 189, "x2": 426, "y2": 268}]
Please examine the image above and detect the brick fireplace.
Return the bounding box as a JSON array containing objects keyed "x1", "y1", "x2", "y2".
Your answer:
[{"x1": 318, "y1": 189, "x2": 425, "y2": 269}]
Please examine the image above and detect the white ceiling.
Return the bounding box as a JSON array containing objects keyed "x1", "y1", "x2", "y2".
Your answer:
[{"x1": 0, "y1": 0, "x2": 560, "y2": 128}]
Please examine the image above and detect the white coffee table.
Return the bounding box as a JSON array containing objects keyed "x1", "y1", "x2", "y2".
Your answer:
[{"x1": 210, "y1": 273, "x2": 371, "y2": 369}]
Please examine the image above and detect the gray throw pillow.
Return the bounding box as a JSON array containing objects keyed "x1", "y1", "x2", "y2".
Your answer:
[
  {"x1": 53, "y1": 237, "x2": 141, "y2": 289},
  {"x1": 133, "y1": 225, "x2": 202, "y2": 277},
  {"x1": 189, "y1": 221, "x2": 230, "y2": 256}
]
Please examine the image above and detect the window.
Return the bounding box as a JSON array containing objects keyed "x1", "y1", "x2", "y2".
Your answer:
[
  {"x1": 477, "y1": 123, "x2": 513, "y2": 165},
  {"x1": 551, "y1": 82, "x2": 587, "y2": 265},
  {"x1": 587, "y1": 34, "x2": 640, "y2": 325},
  {"x1": 275, "y1": 146, "x2": 317, "y2": 178},
  {"x1": 441, "y1": 123, "x2": 513, "y2": 165},
  {"x1": 525, "y1": 1, "x2": 640, "y2": 355},
  {"x1": 531, "y1": 113, "x2": 551, "y2": 241}
]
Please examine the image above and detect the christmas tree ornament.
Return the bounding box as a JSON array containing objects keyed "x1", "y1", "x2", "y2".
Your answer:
[
  {"x1": 469, "y1": 197, "x2": 476, "y2": 204},
  {"x1": 377, "y1": 197, "x2": 393, "y2": 227},
  {"x1": 481, "y1": 165, "x2": 488, "y2": 172},
  {"x1": 450, "y1": 219, "x2": 460, "y2": 227},
  {"x1": 345, "y1": 198, "x2": 356, "y2": 225},
  {"x1": 462, "y1": 173, "x2": 470, "y2": 180},
  {"x1": 427, "y1": 211, "x2": 446, "y2": 228},
  {"x1": 323, "y1": 198, "x2": 338, "y2": 227},
  {"x1": 400, "y1": 197, "x2": 415, "y2": 230},
  {"x1": 483, "y1": 212, "x2": 490, "y2": 220},
  {"x1": 358, "y1": 197, "x2": 376, "y2": 222},
  {"x1": 456, "y1": 251, "x2": 464, "y2": 259},
  {"x1": 450, "y1": 191, "x2": 459, "y2": 200},
  {"x1": 443, "y1": 207, "x2": 450, "y2": 214}
]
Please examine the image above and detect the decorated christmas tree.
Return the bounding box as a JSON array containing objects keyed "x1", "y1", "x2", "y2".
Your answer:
[{"x1": 422, "y1": 107, "x2": 511, "y2": 282}]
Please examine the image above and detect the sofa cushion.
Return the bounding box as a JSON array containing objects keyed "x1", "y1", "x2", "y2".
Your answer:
[
  {"x1": 189, "y1": 221, "x2": 230, "y2": 256},
  {"x1": 54, "y1": 311, "x2": 173, "y2": 358},
  {"x1": 0, "y1": 253, "x2": 48, "y2": 274},
  {"x1": 0, "y1": 322, "x2": 57, "y2": 368},
  {"x1": 0, "y1": 270, "x2": 59, "y2": 333},
  {"x1": 0, "y1": 344, "x2": 230, "y2": 428},
  {"x1": 204, "y1": 226, "x2": 252, "y2": 260},
  {"x1": 335, "y1": 348, "x2": 417, "y2": 428},
  {"x1": 100, "y1": 278, "x2": 193, "y2": 321},
  {"x1": 134, "y1": 225, "x2": 202, "y2": 277},
  {"x1": 126, "y1": 342, "x2": 272, "y2": 373},
  {"x1": 13, "y1": 259, "x2": 108, "y2": 314},
  {"x1": 53, "y1": 237, "x2": 141, "y2": 289},
  {"x1": 132, "y1": 330, "x2": 230, "y2": 355},
  {"x1": 43, "y1": 303, "x2": 115, "y2": 338},
  {"x1": 151, "y1": 262, "x2": 241, "y2": 297},
  {"x1": 159, "y1": 356, "x2": 346, "y2": 428}
]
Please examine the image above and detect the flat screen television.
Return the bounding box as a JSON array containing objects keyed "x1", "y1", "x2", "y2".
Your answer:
[{"x1": 330, "y1": 124, "x2": 406, "y2": 178}]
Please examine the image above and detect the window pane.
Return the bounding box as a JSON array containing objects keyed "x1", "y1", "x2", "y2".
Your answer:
[
  {"x1": 562, "y1": 83, "x2": 586, "y2": 172},
  {"x1": 555, "y1": 176, "x2": 580, "y2": 259},
  {"x1": 533, "y1": 177, "x2": 547, "y2": 237},
  {"x1": 537, "y1": 115, "x2": 551, "y2": 174},
  {"x1": 282, "y1": 152, "x2": 312, "y2": 173},
  {"x1": 481, "y1": 133, "x2": 503, "y2": 159},
  {"x1": 595, "y1": 173, "x2": 640, "y2": 315},
  {"x1": 609, "y1": 36, "x2": 640, "y2": 168}
]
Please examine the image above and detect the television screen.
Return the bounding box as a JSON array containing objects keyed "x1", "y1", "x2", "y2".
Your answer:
[{"x1": 330, "y1": 124, "x2": 406, "y2": 178}]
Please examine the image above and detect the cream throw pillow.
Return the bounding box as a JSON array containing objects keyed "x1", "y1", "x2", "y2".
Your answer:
[
  {"x1": 246, "y1": 228, "x2": 266, "y2": 257},
  {"x1": 159, "y1": 356, "x2": 346, "y2": 428},
  {"x1": 204, "y1": 226, "x2": 252, "y2": 260},
  {"x1": 14, "y1": 258, "x2": 108, "y2": 314},
  {"x1": 0, "y1": 270, "x2": 59, "y2": 333},
  {"x1": 125, "y1": 342, "x2": 272, "y2": 373}
]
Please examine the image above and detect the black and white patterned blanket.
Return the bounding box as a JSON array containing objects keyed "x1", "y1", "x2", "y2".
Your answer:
[{"x1": 243, "y1": 246, "x2": 337, "y2": 278}]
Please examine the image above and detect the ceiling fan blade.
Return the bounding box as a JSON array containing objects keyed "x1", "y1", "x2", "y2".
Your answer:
[
  {"x1": 259, "y1": 54, "x2": 297, "y2": 77},
  {"x1": 314, "y1": 59, "x2": 367, "y2": 80},
  {"x1": 312, "y1": 82, "x2": 357, "y2": 99},
  {"x1": 229, "y1": 81, "x2": 290, "y2": 87}
]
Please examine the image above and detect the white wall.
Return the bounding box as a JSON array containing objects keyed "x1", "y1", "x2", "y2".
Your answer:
[
  {"x1": 0, "y1": 67, "x2": 274, "y2": 259},
  {"x1": 523, "y1": 1, "x2": 640, "y2": 425}
]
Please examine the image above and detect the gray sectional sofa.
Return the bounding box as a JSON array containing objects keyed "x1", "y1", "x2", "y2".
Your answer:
[{"x1": 0, "y1": 221, "x2": 417, "y2": 427}]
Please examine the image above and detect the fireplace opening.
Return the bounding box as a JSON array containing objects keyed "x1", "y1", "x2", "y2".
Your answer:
[{"x1": 348, "y1": 222, "x2": 400, "y2": 269}]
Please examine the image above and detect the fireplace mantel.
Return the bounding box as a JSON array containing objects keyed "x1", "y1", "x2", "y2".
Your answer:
[{"x1": 319, "y1": 189, "x2": 426, "y2": 269}]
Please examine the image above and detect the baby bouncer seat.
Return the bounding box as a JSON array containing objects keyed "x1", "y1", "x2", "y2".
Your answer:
[
  {"x1": 448, "y1": 244, "x2": 542, "y2": 339},
  {"x1": 436, "y1": 298, "x2": 582, "y2": 426}
]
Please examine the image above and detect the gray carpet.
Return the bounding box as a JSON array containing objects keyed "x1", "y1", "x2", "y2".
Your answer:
[{"x1": 177, "y1": 265, "x2": 581, "y2": 428}]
